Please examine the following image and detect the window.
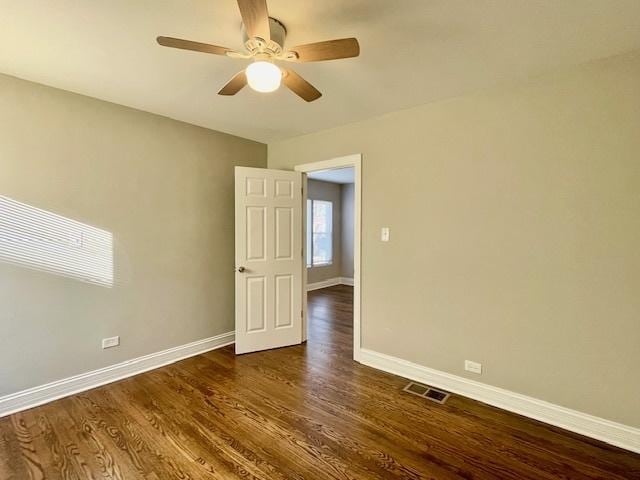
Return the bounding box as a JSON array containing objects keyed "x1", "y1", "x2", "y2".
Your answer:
[{"x1": 306, "y1": 199, "x2": 333, "y2": 267}]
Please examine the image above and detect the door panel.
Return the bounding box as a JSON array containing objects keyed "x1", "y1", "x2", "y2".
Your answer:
[
  {"x1": 275, "y1": 207, "x2": 293, "y2": 259},
  {"x1": 275, "y1": 274, "x2": 294, "y2": 328},
  {"x1": 246, "y1": 276, "x2": 267, "y2": 332},
  {"x1": 246, "y1": 206, "x2": 266, "y2": 260},
  {"x1": 235, "y1": 167, "x2": 303, "y2": 354}
]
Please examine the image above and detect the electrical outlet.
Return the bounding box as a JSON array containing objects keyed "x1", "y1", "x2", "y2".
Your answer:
[
  {"x1": 102, "y1": 336, "x2": 120, "y2": 349},
  {"x1": 381, "y1": 227, "x2": 390, "y2": 242},
  {"x1": 465, "y1": 360, "x2": 482, "y2": 374}
]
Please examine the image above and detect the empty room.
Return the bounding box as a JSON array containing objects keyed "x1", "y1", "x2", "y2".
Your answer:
[{"x1": 1, "y1": 1, "x2": 639, "y2": 479}]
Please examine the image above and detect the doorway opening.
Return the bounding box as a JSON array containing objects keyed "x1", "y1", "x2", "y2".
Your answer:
[{"x1": 295, "y1": 154, "x2": 362, "y2": 361}]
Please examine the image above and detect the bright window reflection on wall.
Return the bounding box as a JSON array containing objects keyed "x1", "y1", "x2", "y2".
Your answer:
[
  {"x1": 306, "y1": 199, "x2": 332, "y2": 267},
  {"x1": 0, "y1": 196, "x2": 114, "y2": 287}
]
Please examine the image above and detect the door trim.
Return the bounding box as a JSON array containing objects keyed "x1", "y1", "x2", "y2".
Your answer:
[{"x1": 295, "y1": 154, "x2": 362, "y2": 362}]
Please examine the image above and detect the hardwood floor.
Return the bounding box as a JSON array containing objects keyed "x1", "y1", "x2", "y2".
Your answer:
[{"x1": 1, "y1": 284, "x2": 639, "y2": 479}]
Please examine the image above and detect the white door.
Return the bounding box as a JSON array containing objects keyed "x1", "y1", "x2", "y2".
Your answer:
[{"x1": 235, "y1": 167, "x2": 303, "y2": 354}]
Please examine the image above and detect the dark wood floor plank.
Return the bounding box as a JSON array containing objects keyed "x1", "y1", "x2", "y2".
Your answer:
[
  {"x1": 65, "y1": 393, "x2": 154, "y2": 479},
  {"x1": 127, "y1": 372, "x2": 298, "y2": 480},
  {"x1": 12, "y1": 409, "x2": 63, "y2": 480},
  {"x1": 176, "y1": 356, "x2": 439, "y2": 480},
  {"x1": 192, "y1": 350, "x2": 493, "y2": 479},
  {"x1": 1, "y1": 284, "x2": 639, "y2": 479},
  {"x1": 0, "y1": 417, "x2": 31, "y2": 480},
  {"x1": 154, "y1": 365, "x2": 371, "y2": 480},
  {"x1": 91, "y1": 377, "x2": 255, "y2": 479}
]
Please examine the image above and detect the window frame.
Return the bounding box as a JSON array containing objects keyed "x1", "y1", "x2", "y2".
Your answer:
[{"x1": 306, "y1": 199, "x2": 333, "y2": 268}]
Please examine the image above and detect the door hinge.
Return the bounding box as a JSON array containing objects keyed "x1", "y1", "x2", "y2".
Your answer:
[{"x1": 301, "y1": 310, "x2": 304, "y2": 318}]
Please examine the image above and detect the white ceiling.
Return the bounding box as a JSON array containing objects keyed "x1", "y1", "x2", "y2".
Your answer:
[
  {"x1": 308, "y1": 167, "x2": 354, "y2": 184},
  {"x1": 1, "y1": 1, "x2": 640, "y2": 143}
]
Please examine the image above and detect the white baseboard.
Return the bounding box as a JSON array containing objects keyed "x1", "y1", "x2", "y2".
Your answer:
[
  {"x1": 307, "y1": 278, "x2": 341, "y2": 291},
  {"x1": 307, "y1": 277, "x2": 354, "y2": 291},
  {"x1": 0, "y1": 331, "x2": 235, "y2": 418},
  {"x1": 359, "y1": 348, "x2": 640, "y2": 454}
]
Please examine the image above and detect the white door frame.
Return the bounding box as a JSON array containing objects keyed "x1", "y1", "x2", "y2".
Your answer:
[{"x1": 294, "y1": 154, "x2": 362, "y2": 362}]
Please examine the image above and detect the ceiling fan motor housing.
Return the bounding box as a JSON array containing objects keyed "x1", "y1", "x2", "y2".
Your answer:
[{"x1": 242, "y1": 17, "x2": 287, "y2": 56}]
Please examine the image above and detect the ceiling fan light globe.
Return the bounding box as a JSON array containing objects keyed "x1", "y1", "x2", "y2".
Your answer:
[{"x1": 246, "y1": 61, "x2": 282, "y2": 93}]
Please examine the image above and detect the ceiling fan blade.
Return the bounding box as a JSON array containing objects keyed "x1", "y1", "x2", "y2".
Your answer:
[
  {"x1": 282, "y1": 69, "x2": 322, "y2": 102},
  {"x1": 218, "y1": 71, "x2": 247, "y2": 96},
  {"x1": 157, "y1": 36, "x2": 231, "y2": 56},
  {"x1": 288, "y1": 38, "x2": 360, "y2": 62},
  {"x1": 237, "y1": 0, "x2": 271, "y2": 42}
]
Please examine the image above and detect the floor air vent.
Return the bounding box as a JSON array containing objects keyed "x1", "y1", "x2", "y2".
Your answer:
[{"x1": 402, "y1": 382, "x2": 450, "y2": 404}]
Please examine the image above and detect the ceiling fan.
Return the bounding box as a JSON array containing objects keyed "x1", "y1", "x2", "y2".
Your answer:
[{"x1": 156, "y1": 0, "x2": 360, "y2": 102}]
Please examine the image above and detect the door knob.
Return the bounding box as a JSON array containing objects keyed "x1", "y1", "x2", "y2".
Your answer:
[{"x1": 236, "y1": 266, "x2": 246, "y2": 273}]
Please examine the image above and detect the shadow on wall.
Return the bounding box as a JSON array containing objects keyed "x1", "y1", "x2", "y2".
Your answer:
[{"x1": 0, "y1": 195, "x2": 113, "y2": 287}]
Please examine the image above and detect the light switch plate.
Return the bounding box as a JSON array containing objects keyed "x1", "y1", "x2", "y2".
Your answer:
[{"x1": 381, "y1": 227, "x2": 390, "y2": 242}]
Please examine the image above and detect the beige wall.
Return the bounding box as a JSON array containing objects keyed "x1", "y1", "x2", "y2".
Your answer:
[
  {"x1": 341, "y1": 184, "x2": 355, "y2": 279},
  {"x1": 0, "y1": 73, "x2": 266, "y2": 395},
  {"x1": 307, "y1": 179, "x2": 342, "y2": 283},
  {"x1": 269, "y1": 51, "x2": 640, "y2": 427}
]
